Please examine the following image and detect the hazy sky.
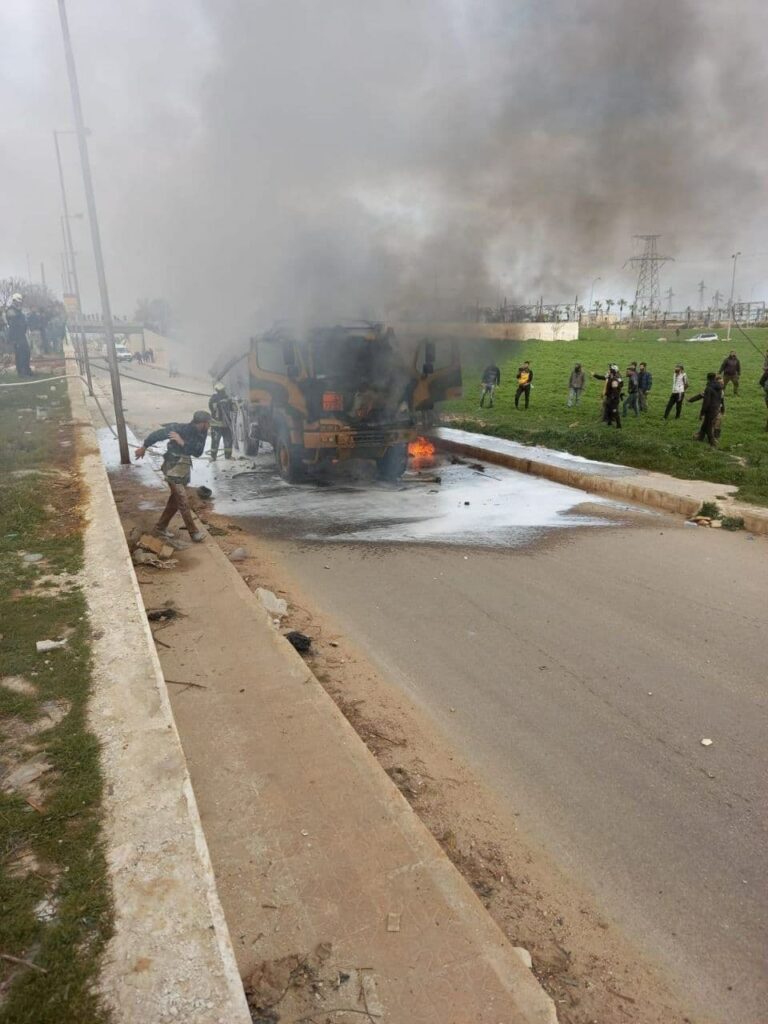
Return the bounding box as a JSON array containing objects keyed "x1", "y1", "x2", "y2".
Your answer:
[{"x1": 2, "y1": 0, "x2": 767, "y2": 341}]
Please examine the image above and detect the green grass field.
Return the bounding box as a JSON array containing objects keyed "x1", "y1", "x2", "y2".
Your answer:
[
  {"x1": 0, "y1": 374, "x2": 112, "y2": 1023},
  {"x1": 443, "y1": 326, "x2": 768, "y2": 506}
]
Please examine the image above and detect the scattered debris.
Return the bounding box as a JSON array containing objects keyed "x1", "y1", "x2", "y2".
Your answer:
[
  {"x1": 386, "y1": 913, "x2": 401, "y2": 933},
  {"x1": 132, "y1": 549, "x2": 177, "y2": 569},
  {"x1": 35, "y1": 639, "x2": 67, "y2": 653},
  {"x1": 0, "y1": 952, "x2": 48, "y2": 975},
  {"x1": 701, "y1": 738, "x2": 713, "y2": 747},
  {"x1": 21, "y1": 552, "x2": 44, "y2": 564},
  {"x1": 1, "y1": 754, "x2": 53, "y2": 795},
  {"x1": 229, "y1": 546, "x2": 248, "y2": 562},
  {"x1": 285, "y1": 631, "x2": 312, "y2": 653},
  {"x1": 165, "y1": 679, "x2": 208, "y2": 691},
  {"x1": 244, "y1": 943, "x2": 333, "y2": 1018},
  {"x1": 136, "y1": 533, "x2": 174, "y2": 559},
  {"x1": 147, "y1": 607, "x2": 179, "y2": 622},
  {"x1": 257, "y1": 588, "x2": 288, "y2": 617},
  {"x1": 197, "y1": 485, "x2": 213, "y2": 500}
]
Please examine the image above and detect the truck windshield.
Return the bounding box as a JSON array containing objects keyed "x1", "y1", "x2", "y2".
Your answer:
[{"x1": 312, "y1": 335, "x2": 403, "y2": 385}]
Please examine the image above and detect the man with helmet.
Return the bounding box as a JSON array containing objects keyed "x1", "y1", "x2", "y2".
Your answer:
[
  {"x1": 6, "y1": 294, "x2": 32, "y2": 377},
  {"x1": 591, "y1": 363, "x2": 623, "y2": 428},
  {"x1": 134, "y1": 410, "x2": 211, "y2": 541},
  {"x1": 208, "y1": 381, "x2": 236, "y2": 460}
]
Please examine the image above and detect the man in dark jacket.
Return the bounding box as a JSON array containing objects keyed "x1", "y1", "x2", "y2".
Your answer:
[
  {"x1": 687, "y1": 373, "x2": 724, "y2": 446},
  {"x1": 480, "y1": 363, "x2": 501, "y2": 407},
  {"x1": 759, "y1": 364, "x2": 768, "y2": 431},
  {"x1": 637, "y1": 362, "x2": 652, "y2": 411},
  {"x1": 6, "y1": 294, "x2": 32, "y2": 377},
  {"x1": 719, "y1": 351, "x2": 741, "y2": 395},
  {"x1": 514, "y1": 361, "x2": 533, "y2": 409},
  {"x1": 208, "y1": 382, "x2": 236, "y2": 459},
  {"x1": 592, "y1": 364, "x2": 623, "y2": 428},
  {"x1": 134, "y1": 411, "x2": 210, "y2": 539}
]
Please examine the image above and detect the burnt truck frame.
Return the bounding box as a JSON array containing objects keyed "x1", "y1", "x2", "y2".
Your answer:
[{"x1": 215, "y1": 321, "x2": 461, "y2": 481}]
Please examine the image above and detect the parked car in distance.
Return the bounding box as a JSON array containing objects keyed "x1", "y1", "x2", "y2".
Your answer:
[
  {"x1": 114, "y1": 343, "x2": 133, "y2": 361},
  {"x1": 689, "y1": 332, "x2": 719, "y2": 342}
]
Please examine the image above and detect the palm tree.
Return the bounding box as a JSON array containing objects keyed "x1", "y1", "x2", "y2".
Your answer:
[
  {"x1": 617, "y1": 298, "x2": 627, "y2": 321},
  {"x1": 594, "y1": 300, "x2": 603, "y2": 319},
  {"x1": 606, "y1": 299, "x2": 615, "y2": 320}
]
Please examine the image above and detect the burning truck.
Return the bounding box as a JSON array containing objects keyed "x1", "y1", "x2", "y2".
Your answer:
[{"x1": 212, "y1": 321, "x2": 461, "y2": 481}]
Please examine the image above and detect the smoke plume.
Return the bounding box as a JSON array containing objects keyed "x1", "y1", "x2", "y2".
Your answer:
[{"x1": 3, "y1": 0, "x2": 767, "y2": 346}]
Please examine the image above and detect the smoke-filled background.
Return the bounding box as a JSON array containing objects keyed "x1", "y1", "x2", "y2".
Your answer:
[{"x1": 2, "y1": 0, "x2": 767, "y2": 348}]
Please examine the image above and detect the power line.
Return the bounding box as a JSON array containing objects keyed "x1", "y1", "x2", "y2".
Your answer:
[{"x1": 626, "y1": 235, "x2": 674, "y2": 316}]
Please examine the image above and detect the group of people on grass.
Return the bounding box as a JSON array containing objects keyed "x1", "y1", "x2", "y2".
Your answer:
[{"x1": 480, "y1": 348, "x2": 768, "y2": 447}]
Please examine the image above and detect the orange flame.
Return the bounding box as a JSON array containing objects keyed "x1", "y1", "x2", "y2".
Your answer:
[{"x1": 408, "y1": 436, "x2": 436, "y2": 459}]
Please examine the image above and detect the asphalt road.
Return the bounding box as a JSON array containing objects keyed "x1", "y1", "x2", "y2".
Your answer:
[{"x1": 97, "y1": 368, "x2": 767, "y2": 1023}]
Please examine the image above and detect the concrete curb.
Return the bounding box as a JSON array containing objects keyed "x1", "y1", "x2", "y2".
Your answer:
[
  {"x1": 66, "y1": 363, "x2": 251, "y2": 1024},
  {"x1": 434, "y1": 427, "x2": 768, "y2": 535}
]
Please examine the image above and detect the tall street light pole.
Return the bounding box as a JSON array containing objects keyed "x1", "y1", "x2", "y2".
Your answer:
[
  {"x1": 726, "y1": 251, "x2": 741, "y2": 345},
  {"x1": 589, "y1": 277, "x2": 601, "y2": 320},
  {"x1": 56, "y1": 0, "x2": 129, "y2": 463}
]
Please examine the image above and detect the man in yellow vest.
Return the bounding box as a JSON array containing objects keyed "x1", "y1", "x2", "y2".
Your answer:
[{"x1": 514, "y1": 361, "x2": 533, "y2": 409}]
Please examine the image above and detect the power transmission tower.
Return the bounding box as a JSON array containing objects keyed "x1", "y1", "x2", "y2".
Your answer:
[
  {"x1": 665, "y1": 287, "x2": 674, "y2": 312},
  {"x1": 698, "y1": 280, "x2": 706, "y2": 311},
  {"x1": 627, "y1": 235, "x2": 674, "y2": 316},
  {"x1": 712, "y1": 289, "x2": 723, "y2": 314}
]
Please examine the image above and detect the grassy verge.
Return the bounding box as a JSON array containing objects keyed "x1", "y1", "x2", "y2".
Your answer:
[
  {"x1": 443, "y1": 326, "x2": 768, "y2": 505},
  {"x1": 0, "y1": 373, "x2": 111, "y2": 1023}
]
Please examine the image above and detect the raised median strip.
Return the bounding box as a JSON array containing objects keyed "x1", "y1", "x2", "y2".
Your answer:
[
  {"x1": 66, "y1": 367, "x2": 252, "y2": 1023},
  {"x1": 434, "y1": 426, "x2": 768, "y2": 535}
]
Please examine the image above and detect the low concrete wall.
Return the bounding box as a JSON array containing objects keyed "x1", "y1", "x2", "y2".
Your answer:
[
  {"x1": 66, "y1": 359, "x2": 251, "y2": 1024},
  {"x1": 394, "y1": 321, "x2": 579, "y2": 342}
]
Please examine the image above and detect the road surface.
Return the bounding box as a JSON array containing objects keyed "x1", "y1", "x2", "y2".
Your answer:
[{"x1": 96, "y1": 366, "x2": 767, "y2": 1023}]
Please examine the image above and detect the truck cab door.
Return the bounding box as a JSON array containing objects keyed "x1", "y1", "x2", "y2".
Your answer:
[{"x1": 412, "y1": 339, "x2": 463, "y2": 410}]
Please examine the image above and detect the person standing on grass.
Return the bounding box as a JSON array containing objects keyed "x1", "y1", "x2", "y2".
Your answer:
[
  {"x1": 687, "y1": 373, "x2": 723, "y2": 447},
  {"x1": 479, "y1": 362, "x2": 501, "y2": 407},
  {"x1": 637, "y1": 362, "x2": 653, "y2": 411},
  {"x1": 567, "y1": 363, "x2": 585, "y2": 406},
  {"x1": 6, "y1": 294, "x2": 32, "y2": 378},
  {"x1": 719, "y1": 350, "x2": 741, "y2": 395},
  {"x1": 759, "y1": 363, "x2": 768, "y2": 431},
  {"x1": 623, "y1": 363, "x2": 640, "y2": 417},
  {"x1": 514, "y1": 360, "x2": 533, "y2": 409},
  {"x1": 134, "y1": 411, "x2": 210, "y2": 541},
  {"x1": 591, "y1": 364, "x2": 623, "y2": 428},
  {"x1": 663, "y1": 364, "x2": 688, "y2": 419}
]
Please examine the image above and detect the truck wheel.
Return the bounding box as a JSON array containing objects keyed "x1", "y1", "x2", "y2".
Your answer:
[
  {"x1": 275, "y1": 429, "x2": 304, "y2": 482},
  {"x1": 376, "y1": 442, "x2": 408, "y2": 481},
  {"x1": 235, "y1": 406, "x2": 259, "y2": 456}
]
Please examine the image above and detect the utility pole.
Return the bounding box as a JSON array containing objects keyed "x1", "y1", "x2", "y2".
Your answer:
[
  {"x1": 589, "y1": 277, "x2": 601, "y2": 321},
  {"x1": 665, "y1": 287, "x2": 674, "y2": 312},
  {"x1": 697, "y1": 280, "x2": 706, "y2": 312},
  {"x1": 56, "y1": 0, "x2": 128, "y2": 462},
  {"x1": 726, "y1": 251, "x2": 741, "y2": 344},
  {"x1": 54, "y1": 130, "x2": 93, "y2": 395}
]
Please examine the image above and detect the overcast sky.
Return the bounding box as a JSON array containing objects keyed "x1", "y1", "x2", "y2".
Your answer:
[{"x1": 2, "y1": 0, "x2": 767, "y2": 341}]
